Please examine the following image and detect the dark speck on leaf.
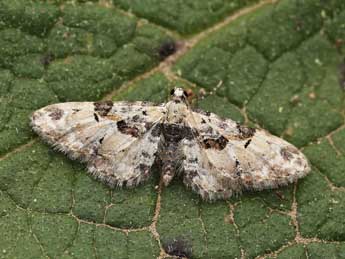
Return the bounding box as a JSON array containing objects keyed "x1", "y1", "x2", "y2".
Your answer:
[
  {"x1": 40, "y1": 53, "x2": 54, "y2": 67},
  {"x1": 162, "y1": 237, "x2": 192, "y2": 258},
  {"x1": 158, "y1": 40, "x2": 177, "y2": 60}
]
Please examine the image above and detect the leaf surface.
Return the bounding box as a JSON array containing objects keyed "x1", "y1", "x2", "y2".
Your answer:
[{"x1": 0, "y1": 0, "x2": 345, "y2": 258}]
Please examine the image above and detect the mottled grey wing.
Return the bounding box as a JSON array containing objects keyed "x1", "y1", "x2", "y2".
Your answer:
[
  {"x1": 180, "y1": 110, "x2": 310, "y2": 200},
  {"x1": 31, "y1": 101, "x2": 165, "y2": 187}
]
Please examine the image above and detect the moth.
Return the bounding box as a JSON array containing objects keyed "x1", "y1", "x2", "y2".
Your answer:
[{"x1": 31, "y1": 88, "x2": 310, "y2": 200}]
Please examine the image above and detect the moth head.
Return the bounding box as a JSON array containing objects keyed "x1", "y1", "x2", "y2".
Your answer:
[{"x1": 170, "y1": 87, "x2": 189, "y2": 104}]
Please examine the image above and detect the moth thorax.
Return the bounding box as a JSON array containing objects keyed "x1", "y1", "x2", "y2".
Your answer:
[{"x1": 166, "y1": 101, "x2": 188, "y2": 124}]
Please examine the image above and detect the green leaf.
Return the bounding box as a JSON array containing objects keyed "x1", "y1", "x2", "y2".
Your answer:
[{"x1": 0, "y1": 0, "x2": 345, "y2": 258}]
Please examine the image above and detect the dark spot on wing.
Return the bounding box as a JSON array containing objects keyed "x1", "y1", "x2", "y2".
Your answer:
[
  {"x1": 162, "y1": 236, "x2": 192, "y2": 258},
  {"x1": 145, "y1": 122, "x2": 153, "y2": 130},
  {"x1": 145, "y1": 122, "x2": 161, "y2": 137},
  {"x1": 235, "y1": 159, "x2": 240, "y2": 167},
  {"x1": 295, "y1": 157, "x2": 304, "y2": 167},
  {"x1": 72, "y1": 109, "x2": 80, "y2": 113},
  {"x1": 132, "y1": 114, "x2": 140, "y2": 122},
  {"x1": 94, "y1": 100, "x2": 113, "y2": 116},
  {"x1": 151, "y1": 124, "x2": 161, "y2": 137},
  {"x1": 186, "y1": 170, "x2": 198, "y2": 180},
  {"x1": 86, "y1": 145, "x2": 99, "y2": 160},
  {"x1": 138, "y1": 163, "x2": 150, "y2": 174},
  {"x1": 244, "y1": 139, "x2": 252, "y2": 149},
  {"x1": 99, "y1": 137, "x2": 104, "y2": 144},
  {"x1": 142, "y1": 110, "x2": 147, "y2": 116},
  {"x1": 237, "y1": 123, "x2": 256, "y2": 139},
  {"x1": 117, "y1": 120, "x2": 140, "y2": 138},
  {"x1": 94, "y1": 113, "x2": 99, "y2": 122},
  {"x1": 187, "y1": 157, "x2": 198, "y2": 164},
  {"x1": 235, "y1": 159, "x2": 242, "y2": 176},
  {"x1": 201, "y1": 135, "x2": 228, "y2": 150},
  {"x1": 217, "y1": 121, "x2": 229, "y2": 130},
  {"x1": 142, "y1": 151, "x2": 150, "y2": 158},
  {"x1": 201, "y1": 118, "x2": 206, "y2": 124},
  {"x1": 158, "y1": 40, "x2": 177, "y2": 60},
  {"x1": 48, "y1": 108, "x2": 63, "y2": 120},
  {"x1": 280, "y1": 147, "x2": 294, "y2": 161}
]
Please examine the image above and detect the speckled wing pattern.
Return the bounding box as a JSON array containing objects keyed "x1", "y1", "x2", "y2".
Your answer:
[
  {"x1": 181, "y1": 109, "x2": 310, "y2": 200},
  {"x1": 31, "y1": 101, "x2": 165, "y2": 187},
  {"x1": 31, "y1": 89, "x2": 310, "y2": 201}
]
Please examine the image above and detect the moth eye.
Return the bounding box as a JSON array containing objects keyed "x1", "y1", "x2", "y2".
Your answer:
[
  {"x1": 183, "y1": 90, "x2": 188, "y2": 97},
  {"x1": 170, "y1": 89, "x2": 175, "y2": 95}
]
